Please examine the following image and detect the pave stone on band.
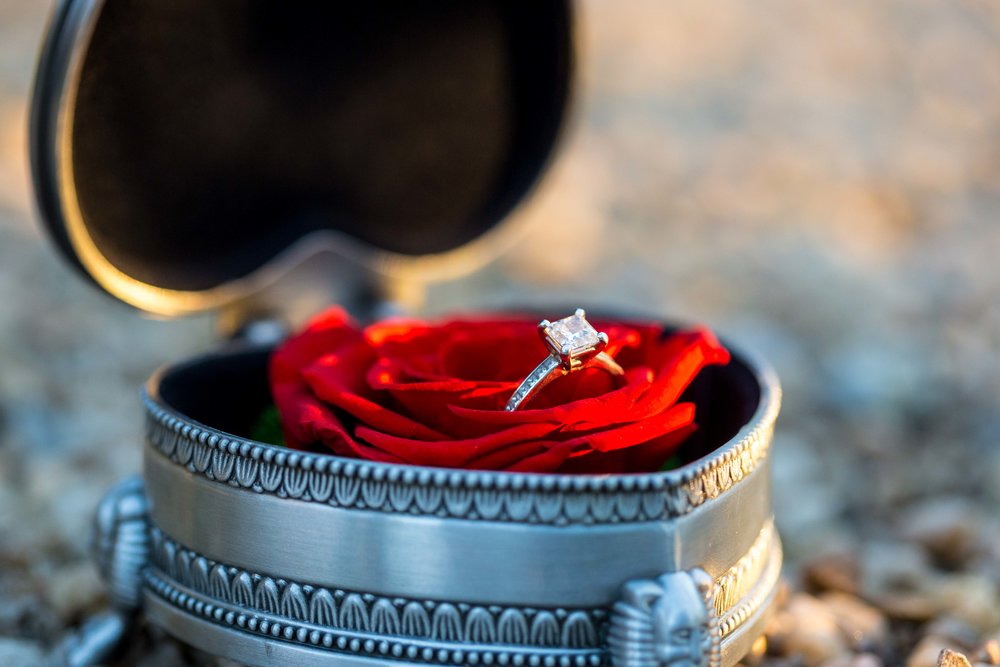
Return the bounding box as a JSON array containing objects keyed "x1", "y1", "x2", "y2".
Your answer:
[{"x1": 505, "y1": 309, "x2": 625, "y2": 411}]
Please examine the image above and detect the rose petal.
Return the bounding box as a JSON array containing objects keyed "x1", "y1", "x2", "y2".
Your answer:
[
  {"x1": 447, "y1": 367, "x2": 655, "y2": 426},
  {"x1": 503, "y1": 441, "x2": 579, "y2": 473},
  {"x1": 302, "y1": 353, "x2": 449, "y2": 441},
  {"x1": 279, "y1": 390, "x2": 404, "y2": 463},
  {"x1": 623, "y1": 422, "x2": 698, "y2": 471},
  {"x1": 630, "y1": 330, "x2": 730, "y2": 415},
  {"x1": 464, "y1": 440, "x2": 554, "y2": 470},
  {"x1": 556, "y1": 402, "x2": 695, "y2": 453},
  {"x1": 368, "y1": 318, "x2": 540, "y2": 381},
  {"x1": 354, "y1": 422, "x2": 560, "y2": 468},
  {"x1": 315, "y1": 385, "x2": 450, "y2": 441},
  {"x1": 271, "y1": 307, "x2": 361, "y2": 385}
]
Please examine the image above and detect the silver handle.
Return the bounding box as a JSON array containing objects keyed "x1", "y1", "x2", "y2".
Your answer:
[{"x1": 50, "y1": 476, "x2": 151, "y2": 667}]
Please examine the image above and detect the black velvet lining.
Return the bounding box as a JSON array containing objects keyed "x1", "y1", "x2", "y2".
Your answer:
[
  {"x1": 71, "y1": 0, "x2": 571, "y2": 291},
  {"x1": 155, "y1": 346, "x2": 761, "y2": 468}
]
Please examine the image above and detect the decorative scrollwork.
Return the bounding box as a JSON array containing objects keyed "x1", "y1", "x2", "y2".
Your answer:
[
  {"x1": 144, "y1": 390, "x2": 777, "y2": 526},
  {"x1": 608, "y1": 570, "x2": 721, "y2": 667}
]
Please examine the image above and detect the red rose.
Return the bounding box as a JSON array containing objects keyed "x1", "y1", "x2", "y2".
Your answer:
[{"x1": 269, "y1": 308, "x2": 730, "y2": 474}]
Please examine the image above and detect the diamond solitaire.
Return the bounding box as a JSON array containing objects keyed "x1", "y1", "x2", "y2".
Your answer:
[
  {"x1": 505, "y1": 309, "x2": 624, "y2": 411},
  {"x1": 540, "y1": 309, "x2": 608, "y2": 369}
]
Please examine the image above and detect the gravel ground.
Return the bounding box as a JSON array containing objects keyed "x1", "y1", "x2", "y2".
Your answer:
[{"x1": 2, "y1": 1, "x2": 999, "y2": 666}]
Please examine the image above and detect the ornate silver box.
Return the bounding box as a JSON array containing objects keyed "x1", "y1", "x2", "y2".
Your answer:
[{"x1": 29, "y1": 2, "x2": 782, "y2": 666}]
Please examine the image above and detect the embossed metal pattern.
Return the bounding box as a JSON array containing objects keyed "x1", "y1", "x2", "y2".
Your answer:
[
  {"x1": 143, "y1": 445, "x2": 771, "y2": 607},
  {"x1": 148, "y1": 528, "x2": 605, "y2": 653},
  {"x1": 608, "y1": 570, "x2": 721, "y2": 667},
  {"x1": 142, "y1": 523, "x2": 781, "y2": 667},
  {"x1": 141, "y1": 370, "x2": 779, "y2": 526},
  {"x1": 712, "y1": 521, "x2": 775, "y2": 623},
  {"x1": 717, "y1": 531, "x2": 783, "y2": 640}
]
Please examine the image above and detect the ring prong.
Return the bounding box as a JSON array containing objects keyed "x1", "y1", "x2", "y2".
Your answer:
[
  {"x1": 561, "y1": 344, "x2": 572, "y2": 357},
  {"x1": 538, "y1": 319, "x2": 551, "y2": 331},
  {"x1": 575, "y1": 308, "x2": 586, "y2": 318},
  {"x1": 598, "y1": 332, "x2": 609, "y2": 345}
]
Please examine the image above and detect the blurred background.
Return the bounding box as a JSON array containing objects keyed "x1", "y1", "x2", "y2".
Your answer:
[{"x1": 1, "y1": 1, "x2": 999, "y2": 665}]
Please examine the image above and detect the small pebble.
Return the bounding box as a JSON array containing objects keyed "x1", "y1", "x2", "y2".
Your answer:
[
  {"x1": 0, "y1": 594, "x2": 62, "y2": 639},
  {"x1": 822, "y1": 653, "x2": 884, "y2": 667},
  {"x1": 974, "y1": 638, "x2": 1000, "y2": 665},
  {"x1": 44, "y1": 560, "x2": 104, "y2": 621},
  {"x1": 803, "y1": 552, "x2": 862, "y2": 596},
  {"x1": 937, "y1": 649, "x2": 973, "y2": 667},
  {"x1": 768, "y1": 593, "x2": 850, "y2": 666},
  {"x1": 0, "y1": 637, "x2": 45, "y2": 667},
  {"x1": 932, "y1": 575, "x2": 1000, "y2": 633},
  {"x1": 925, "y1": 616, "x2": 981, "y2": 649},
  {"x1": 900, "y1": 499, "x2": 980, "y2": 570},
  {"x1": 861, "y1": 541, "x2": 933, "y2": 598},
  {"x1": 132, "y1": 640, "x2": 188, "y2": 667},
  {"x1": 907, "y1": 636, "x2": 964, "y2": 667},
  {"x1": 877, "y1": 591, "x2": 941, "y2": 623},
  {"x1": 820, "y1": 592, "x2": 889, "y2": 650}
]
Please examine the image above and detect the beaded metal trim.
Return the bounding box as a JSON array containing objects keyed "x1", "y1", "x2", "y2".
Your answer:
[
  {"x1": 144, "y1": 522, "x2": 779, "y2": 665},
  {"x1": 148, "y1": 526, "x2": 606, "y2": 652},
  {"x1": 143, "y1": 386, "x2": 778, "y2": 526},
  {"x1": 147, "y1": 529, "x2": 604, "y2": 666}
]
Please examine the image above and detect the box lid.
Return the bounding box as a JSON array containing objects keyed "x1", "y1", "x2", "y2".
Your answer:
[{"x1": 30, "y1": 0, "x2": 573, "y2": 316}]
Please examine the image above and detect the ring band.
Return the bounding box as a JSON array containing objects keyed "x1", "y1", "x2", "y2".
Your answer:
[{"x1": 505, "y1": 309, "x2": 625, "y2": 411}]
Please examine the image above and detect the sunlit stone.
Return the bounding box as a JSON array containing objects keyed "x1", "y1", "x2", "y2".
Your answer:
[{"x1": 545, "y1": 314, "x2": 600, "y2": 356}]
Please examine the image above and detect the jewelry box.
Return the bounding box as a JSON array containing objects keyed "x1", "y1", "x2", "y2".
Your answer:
[{"x1": 29, "y1": 2, "x2": 782, "y2": 666}]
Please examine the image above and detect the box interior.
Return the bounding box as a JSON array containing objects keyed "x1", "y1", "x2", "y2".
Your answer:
[
  {"x1": 155, "y1": 345, "x2": 762, "y2": 471},
  {"x1": 67, "y1": 0, "x2": 571, "y2": 292}
]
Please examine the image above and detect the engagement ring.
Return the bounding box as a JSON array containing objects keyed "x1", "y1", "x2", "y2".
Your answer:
[{"x1": 505, "y1": 309, "x2": 624, "y2": 411}]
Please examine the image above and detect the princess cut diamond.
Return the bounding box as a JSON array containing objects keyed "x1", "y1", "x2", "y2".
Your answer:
[{"x1": 545, "y1": 313, "x2": 600, "y2": 356}]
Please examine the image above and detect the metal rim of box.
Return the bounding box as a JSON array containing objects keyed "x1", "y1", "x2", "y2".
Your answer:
[{"x1": 94, "y1": 346, "x2": 784, "y2": 667}]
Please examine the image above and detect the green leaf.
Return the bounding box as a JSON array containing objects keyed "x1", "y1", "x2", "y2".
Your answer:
[
  {"x1": 250, "y1": 404, "x2": 286, "y2": 447},
  {"x1": 659, "y1": 454, "x2": 683, "y2": 471}
]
